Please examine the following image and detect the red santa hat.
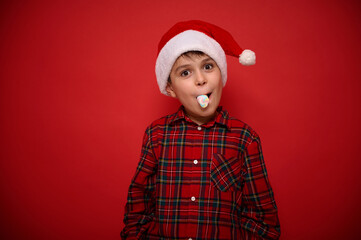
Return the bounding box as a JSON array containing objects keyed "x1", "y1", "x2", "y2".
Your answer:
[{"x1": 155, "y1": 20, "x2": 255, "y2": 95}]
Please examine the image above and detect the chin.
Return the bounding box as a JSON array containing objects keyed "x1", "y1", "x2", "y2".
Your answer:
[{"x1": 199, "y1": 106, "x2": 218, "y2": 116}]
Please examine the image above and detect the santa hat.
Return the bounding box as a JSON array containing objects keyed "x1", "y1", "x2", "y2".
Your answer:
[{"x1": 155, "y1": 20, "x2": 255, "y2": 95}]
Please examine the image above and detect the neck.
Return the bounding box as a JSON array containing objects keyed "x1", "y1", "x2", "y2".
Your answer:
[{"x1": 186, "y1": 111, "x2": 217, "y2": 126}]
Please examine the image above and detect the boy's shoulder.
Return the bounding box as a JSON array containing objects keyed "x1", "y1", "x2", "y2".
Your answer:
[
  {"x1": 223, "y1": 112, "x2": 260, "y2": 142},
  {"x1": 144, "y1": 108, "x2": 182, "y2": 131}
]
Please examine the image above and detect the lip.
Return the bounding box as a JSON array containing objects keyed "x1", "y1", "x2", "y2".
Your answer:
[{"x1": 195, "y1": 92, "x2": 212, "y2": 98}]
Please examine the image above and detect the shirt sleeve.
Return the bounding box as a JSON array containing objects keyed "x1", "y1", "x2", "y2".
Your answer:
[
  {"x1": 240, "y1": 137, "x2": 281, "y2": 239},
  {"x1": 121, "y1": 128, "x2": 158, "y2": 239}
]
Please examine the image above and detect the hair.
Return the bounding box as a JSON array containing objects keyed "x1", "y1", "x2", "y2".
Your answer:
[{"x1": 167, "y1": 51, "x2": 206, "y2": 83}]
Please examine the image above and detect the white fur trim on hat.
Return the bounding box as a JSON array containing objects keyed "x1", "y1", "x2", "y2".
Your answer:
[{"x1": 155, "y1": 30, "x2": 227, "y2": 96}]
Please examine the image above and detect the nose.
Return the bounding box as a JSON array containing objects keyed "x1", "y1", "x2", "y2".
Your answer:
[{"x1": 195, "y1": 70, "x2": 207, "y2": 86}]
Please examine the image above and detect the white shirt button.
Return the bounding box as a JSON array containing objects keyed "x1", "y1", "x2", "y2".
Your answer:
[
  {"x1": 193, "y1": 159, "x2": 198, "y2": 164},
  {"x1": 197, "y1": 126, "x2": 202, "y2": 131},
  {"x1": 191, "y1": 196, "x2": 196, "y2": 201}
]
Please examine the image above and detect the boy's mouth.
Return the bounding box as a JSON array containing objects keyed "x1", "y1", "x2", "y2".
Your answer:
[
  {"x1": 196, "y1": 92, "x2": 212, "y2": 108},
  {"x1": 196, "y1": 92, "x2": 212, "y2": 99}
]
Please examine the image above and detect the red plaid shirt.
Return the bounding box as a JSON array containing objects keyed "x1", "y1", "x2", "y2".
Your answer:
[{"x1": 121, "y1": 107, "x2": 280, "y2": 239}]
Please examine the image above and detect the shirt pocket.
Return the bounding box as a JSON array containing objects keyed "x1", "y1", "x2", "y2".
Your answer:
[{"x1": 210, "y1": 153, "x2": 243, "y2": 192}]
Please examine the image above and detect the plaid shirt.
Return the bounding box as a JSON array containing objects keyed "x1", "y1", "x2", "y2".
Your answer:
[{"x1": 121, "y1": 107, "x2": 280, "y2": 239}]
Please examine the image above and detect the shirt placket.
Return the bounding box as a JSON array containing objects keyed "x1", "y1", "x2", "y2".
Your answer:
[{"x1": 185, "y1": 124, "x2": 204, "y2": 240}]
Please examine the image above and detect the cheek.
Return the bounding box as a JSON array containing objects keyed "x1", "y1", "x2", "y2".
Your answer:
[
  {"x1": 214, "y1": 83, "x2": 223, "y2": 101},
  {"x1": 218, "y1": 79, "x2": 223, "y2": 88},
  {"x1": 215, "y1": 77, "x2": 223, "y2": 92},
  {"x1": 211, "y1": 70, "x2": 222, "y2": 87},
  {"x1": 177, "y1": 83, "x2": 193, "y2": 95},
  {"x1": 173, "y1": 88, "x2": 192, "y2": 103}
]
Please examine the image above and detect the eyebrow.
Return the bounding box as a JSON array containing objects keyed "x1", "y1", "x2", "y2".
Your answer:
[
  {"x1": 174, "y1": 64, "x2": 191, "y2": 73},
  {"x1": 201, "y1": 57, "x2": 213, "y2": 63},
  {"x1": 173, "y1": 57, "x2": 214, "y2": 73}
]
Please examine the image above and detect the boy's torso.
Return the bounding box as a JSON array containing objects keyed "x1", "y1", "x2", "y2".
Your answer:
[{"x1": 144, "y1": 106, "x2": 259, "y2": 239}]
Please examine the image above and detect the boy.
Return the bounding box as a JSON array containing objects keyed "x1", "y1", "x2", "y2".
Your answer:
[{"x1": 121, "y1": 20, "x2": 280, "y2": 239}]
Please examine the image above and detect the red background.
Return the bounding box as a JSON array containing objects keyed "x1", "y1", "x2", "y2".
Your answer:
[{"x1": 1, "y1": 0, "x2": 361, "y2": 239}]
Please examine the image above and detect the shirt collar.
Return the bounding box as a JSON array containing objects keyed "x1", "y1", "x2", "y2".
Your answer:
[{"x1": 168, "y1": 105, "x2": 230, "y2": 128}]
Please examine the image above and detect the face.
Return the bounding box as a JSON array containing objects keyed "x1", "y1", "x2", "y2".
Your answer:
[{"x1": 166, "y1": 53, "x2": 223, "y2": 125}]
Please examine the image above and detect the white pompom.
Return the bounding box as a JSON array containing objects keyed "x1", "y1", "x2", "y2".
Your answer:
[{"x1": 239, "y1": 49, "x2": 256, "y2": 66}]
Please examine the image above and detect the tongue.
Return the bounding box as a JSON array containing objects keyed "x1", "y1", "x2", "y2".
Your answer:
[{"x1": 197, "y1": 95, "x2": 209, "y2": 108}]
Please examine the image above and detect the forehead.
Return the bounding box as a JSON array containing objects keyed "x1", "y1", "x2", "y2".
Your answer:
[{"x1": 172, "y1": 52, "x2": 214, "y2": 68}]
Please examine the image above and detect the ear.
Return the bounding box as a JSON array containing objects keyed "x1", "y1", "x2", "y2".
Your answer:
[{"x1": 166, "y1": 83, "x2": 177, "y2": 98}]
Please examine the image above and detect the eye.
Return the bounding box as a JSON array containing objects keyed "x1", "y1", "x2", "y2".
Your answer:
[
  {"x1": 181, "y1": 70, "x2": 190, "y2": 77},
  {"x1": 204, "y1": 63, "x2": 213, "y2": 70}
]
